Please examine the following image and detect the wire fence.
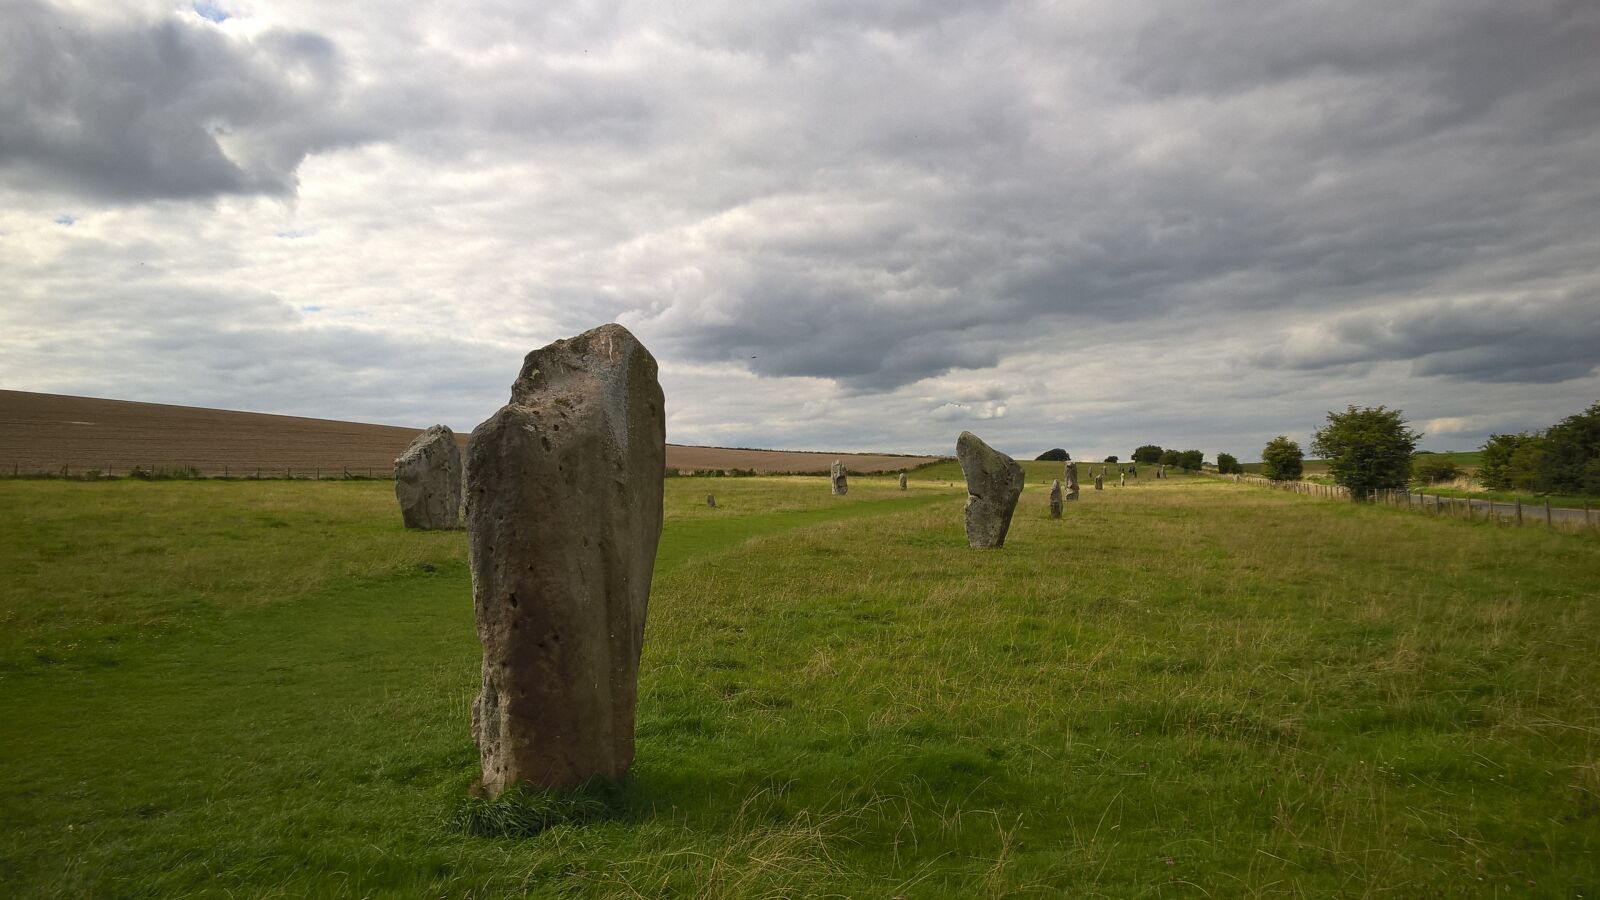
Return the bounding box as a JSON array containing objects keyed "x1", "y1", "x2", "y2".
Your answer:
[
  {"x1": 1224, "y1": 473, "x2": 1598, "y2": 533},
  {"x1": 1, "y1": 461, "x2": 395, "y2": 480}
]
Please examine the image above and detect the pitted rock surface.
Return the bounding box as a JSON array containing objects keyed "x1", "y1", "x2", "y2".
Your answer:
[
  {"x1": 394, "y1": 425, "x2": 462, "y2": 530},
  {"x1": 956, "y1": 431, "x2": 1025, "y2": 548},
  {"x1": 466, "y1": 323, "x2": 665, "y2": 796}
]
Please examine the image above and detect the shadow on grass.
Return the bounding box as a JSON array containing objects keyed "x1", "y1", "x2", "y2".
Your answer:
[{"x1": 445, "y1": 777, "x2": 643, "y2": 839}]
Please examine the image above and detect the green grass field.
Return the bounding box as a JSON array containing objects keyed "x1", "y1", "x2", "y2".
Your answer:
[{"x1": 2, "y1": 473, "x2": 1598, "y2": 896}]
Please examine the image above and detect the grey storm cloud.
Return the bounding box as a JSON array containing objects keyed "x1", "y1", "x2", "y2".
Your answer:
[
  {"x1": 0, "y1": 1, "x2": 370, "y2": 201},
  {"x1": 1263, "y1": 292, "x2": 1600, "y2": 384},
  {"x1": 1, "y1": 0, "x2": 1598, "y2": 456}
]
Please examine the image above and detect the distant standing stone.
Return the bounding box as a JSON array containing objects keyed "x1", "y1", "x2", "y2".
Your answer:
[
  {"x1": 465, "y1": 323, "x2": 665, "y2": 796},
  {"x1": 707, "y1": 493, "x2": 716, "y2": 508},
  {"x1": 1065, "y1": 461, "x2": 1080, "y2": 500},
  {"x1": 1120, "y1": 472, "x2": 1126, "y2": 487},
  {"x1": 1095, "y1": 474, "x2": 1104, "y2": 490},
  {"x1": 1049, "y1": 479, "x2": 1063, "y2": 519},
  {"x1": 394, "y1": 424, "x2": 462, "y2": 530},
  {"x1": 956, "y1": 431, "x2": 1025, "y2": 548},
  {"x1": 831, "y1": 460, "x2": 848, "y2": 495},
  {"x1": 898, "y1": 472, "x2": 908, "y2": 490}
]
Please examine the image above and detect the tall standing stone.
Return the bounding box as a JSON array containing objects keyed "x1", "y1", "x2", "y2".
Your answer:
[
  {"x1": 898, "y1": 472, "x2": 908, "y2": 490},
  {"x1": 1065, "y1": 460, "x2": 1080, "y2": 501},
  {"x1": 831, "y1": 460, "x2": 848, "y2": 495},
  {"x1": 465, "y1": 323, "x2": 665, "y2": 796},
  {"x1": 956, "y1": 431, "x2": 1025, "y2": 548},
  {"x1": 1095, "y1": 474, "x2": 1104, "y2": 490},
  {"x1": 707, "y1": 493, "x2": 716, "y2": 508},
  {"x1": 1049, "y1": 479, "x2": 1063, "y2": 519},
  {"x1": 394, "y1": 425, "x2": 462, "y2": 530}
]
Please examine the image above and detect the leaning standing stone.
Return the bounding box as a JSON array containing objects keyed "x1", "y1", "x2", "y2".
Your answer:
[
  {"x1": 898, "y1": 472, "x2": 908, "y2": 490},
  {"x1": 956, "y1": 431, "x2": 1025, "y2": 548},
  {"x1": 1065, "y1": 461, "x2": 1080, "y2": 500},
  {"x1": 1049, "y1": 479, "x2": 1063, "y2": 519},
  {"x1": 465, "y1": 323, "x2": 665, "y2": 796},
  {"x1": 1095, "y1": 474, "x2": 1104, "y2": 490},
  {"x1": 394, "y1": 424, "x2": 462, "y2": 529},
  {"x1": 831, "y1": 460, "x2": 848, "y2": 495}
]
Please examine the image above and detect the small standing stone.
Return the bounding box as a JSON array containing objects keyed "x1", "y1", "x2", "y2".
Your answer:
[
  {"x1": 956, "y1": 432, "x2": 1025, "y2": 548},
  {"x1": 898, "y1": 472, "x2": 908, "y2": 490},
  {"x1": 1049, "y1": 479, "x2": 1063, "y2": 518},
  {"x1": 707, "y1": 493, "x2": 716, "y2": 508},
  {"x1": 394, "y1": 424, "x2": 462, "y2": 530},
  {"x1": 1065, "y1": 460, "x2": 1080, "y2": 500},
  {"x1": 465, "y1": 323, "x2": 665, "y2": 796},
  {"x1": 1095, "y1": 474, "x2": 1104, "y2": 491},
  {"x1": 831, "y1": 460, "x2": 848, "y2": 495}
]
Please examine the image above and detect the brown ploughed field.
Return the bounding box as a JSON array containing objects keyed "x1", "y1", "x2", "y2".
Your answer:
[{"x1": 0, "y1": 391, "x2": 938, "y2": 477}]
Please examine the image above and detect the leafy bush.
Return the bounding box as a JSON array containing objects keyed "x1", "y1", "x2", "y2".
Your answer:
[
  {"x1": 1476, "y1": 402, "x2": 1600, "y2": 495},
  {"x1": 1216, "y1": 453, "x2": 1240, "y2": 474},
  {"x1": 1411, "y1": 455, "x2": 1459, "y2": 485},
  {"x1": 1132, "y1": 445, "x2": 1164, "y2": 465},
  {"x1": 1312, "y1": 405, "x2": 1418, "y2": 495},
  {"x1": 1103, "y1": 455, "x2": 1119, "y2": 464},
  {"x1": 1177, "y1": 449, "x2": 1204, "y2": 471},
  {"x1": 1035, "y1": 448, "x2": 1069, "y2": 462},
  {"x1": 1260, "y1": 436, "x2": 1303, "y2": 481}
]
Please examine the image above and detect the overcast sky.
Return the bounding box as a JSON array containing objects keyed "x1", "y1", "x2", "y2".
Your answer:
[{"x1": 2, "y1": 0, "x2": 1597, "y2": 460}]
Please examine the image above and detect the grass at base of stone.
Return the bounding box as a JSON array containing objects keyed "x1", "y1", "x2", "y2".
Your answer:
[
  {"x1": 1, "y1": 476, "x2": 1598, "y2": 896},
  {"x1": 446, "y1": 780, "x2": 638, "y2": 839}
]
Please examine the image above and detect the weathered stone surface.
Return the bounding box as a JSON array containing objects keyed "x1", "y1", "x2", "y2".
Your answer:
[
  {"x1": 394, "y1": 424, "x2": 462, "y2": 530},
  {"x1": 898, "y1": 472, "x2": 908, "y2": 490},
  {"x1": 466, "y1": 323, "x2": 665, "y2": 796},
  {"x1": 956, "y1": 431, "x2": 1025, "y2": 548},
  {"x1": 831, "y1": 460, "x2": 848, "y2": 495},
  {"x1": 1049, "y1": 479, "x2": 1063, "y2": 519},
  {"x1": 707, "y1": 493, "x2": 716, "y2": 508},
  {"x1": 1064, "y1": 461, "x2": 1080, "y2": 500},
  {"x1": 1094, "y1": 474, "x2": 1104, "y2": 490},
  {"x1": 1120, "y1": 473, "x2": 1126, "y2": 487}
]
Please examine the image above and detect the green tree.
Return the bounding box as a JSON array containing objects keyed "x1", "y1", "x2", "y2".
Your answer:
[
  {"x1": 1411, "y1": 455, "x2": 1459, "y2": 484},
  {"x1": 1158, "y1": 449, "x2": 1182, "y2": 468},
  {"x1": 1178, "y1": 449, "x2": 1204, "y2": 471},
  {"x1": 1538, "y1": 401, "x2": 1600, "y2": 494},
  {"x1": 1132, "y1": 445, "x2": 1164, "y2": 465},
  {"x1": 1479, "y1": 432, "x2": 1539, "y2": 490},
  {"x1": 1311, "y1": 405, "x2": 1419, "y2": 495},
  {"x1": 1261, "y1": 436, "x2": 1303, "y2": 481},
  {"x1": 1216, "y1": 452, "x2": 1240, "y2": 474},
  {"x1": 1035, "y1": 448, "x2": 1069, "y2": 462},
  {"x1": 1103, "y1": 455, "x2": 1119, "y2": 464}
]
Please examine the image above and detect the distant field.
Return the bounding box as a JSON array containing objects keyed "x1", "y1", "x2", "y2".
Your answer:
[{"x1": 0, "y1": 391, "x2": 937, "y2": 476}]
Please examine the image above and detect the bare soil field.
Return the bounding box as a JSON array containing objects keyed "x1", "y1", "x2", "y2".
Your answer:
[{"x1": 0, "y1": 391, "x2": 938, "y2": 477}]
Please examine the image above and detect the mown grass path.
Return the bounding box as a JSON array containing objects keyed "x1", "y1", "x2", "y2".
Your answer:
[{"x1": 2, "y1": 476, "x2": 1598, "y2": 897}]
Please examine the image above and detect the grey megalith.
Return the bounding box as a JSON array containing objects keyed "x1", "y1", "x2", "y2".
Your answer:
[
  {"x1": 956, "y1": 431, "x2": 1025, "y2": 548},
  {"x1": 466, "y1": 323, "x2": 665, "y2": 796},
  {"x1": 1050, "y1": 479, "x2": 1063, "y2": 519},
  {"x1": 831, "y1": 460, "x2": 848, "y2": 495},
  {"x1": 394, "y1": 424, "x2": 462, "y2": 530}
]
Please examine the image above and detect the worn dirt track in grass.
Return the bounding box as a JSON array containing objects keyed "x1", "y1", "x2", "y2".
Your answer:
[{"x1": 0, "y1": 391, "x2": 937, "y2": 476}]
